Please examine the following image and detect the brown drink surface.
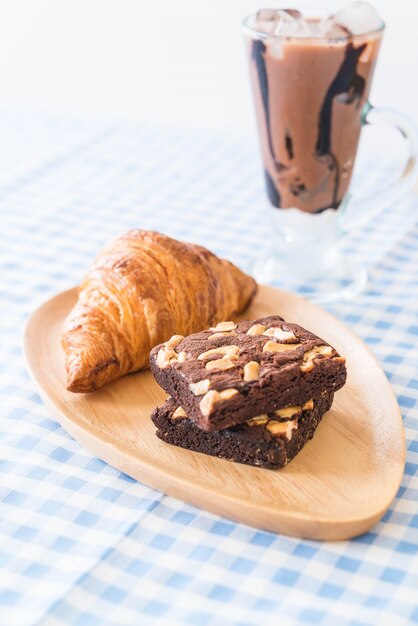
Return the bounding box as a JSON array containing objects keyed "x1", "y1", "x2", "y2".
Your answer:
[{"x1": 247, "y1": 21, "x2": 381, "y2": 212}]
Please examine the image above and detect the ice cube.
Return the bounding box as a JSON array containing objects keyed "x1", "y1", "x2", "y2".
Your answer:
[
  {"x1": 254, "y1": 8, "x2": 280, "y2": 34},
  {"x1": 254, "y1": 20, "x2": 277, "y2": 34},
  {"x1": 318, "y1": 14, "x2": 353, "y2": 38},
  {"x1": 282, "y1": 9, "x2": 303, "y2": 20},
  {"x1": 256, "y1": 8, "x2": 279, "y2": 22},
  {"x1": 332, "y1": 1, "x2": 383, "y2": 36},
  {"x1": 273, "y1": 9, "x2": 311, "y2": 37}
]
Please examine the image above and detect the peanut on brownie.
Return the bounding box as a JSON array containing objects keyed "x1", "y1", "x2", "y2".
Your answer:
[{"x1": 150, "y1": 315, "x2": 346, "y2": 432}]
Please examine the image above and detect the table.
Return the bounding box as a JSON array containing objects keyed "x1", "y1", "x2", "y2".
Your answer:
[{"x1": 0, "y1": 111, "x2": 417, "y2": 626}]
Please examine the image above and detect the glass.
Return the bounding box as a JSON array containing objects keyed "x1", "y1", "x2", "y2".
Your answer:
[{"x1": 243, "y1": 9, "x2": 418, "y2": 303}]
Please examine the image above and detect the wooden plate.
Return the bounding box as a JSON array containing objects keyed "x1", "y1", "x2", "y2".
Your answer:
[{"x1": 23, "y1": 285, "x2": 405, "y2": 540}]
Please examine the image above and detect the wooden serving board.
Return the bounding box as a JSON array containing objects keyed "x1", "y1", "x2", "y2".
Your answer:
[{"x1": 23, "y1": 285, "x2": 405, "y2": 540}]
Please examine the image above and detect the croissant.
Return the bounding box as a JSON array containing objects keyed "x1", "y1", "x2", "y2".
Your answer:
[{"x1": 62, "y1": 230, "x2": 257, "y2": 393}]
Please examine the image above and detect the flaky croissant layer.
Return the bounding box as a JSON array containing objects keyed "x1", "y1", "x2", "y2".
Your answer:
[{"x1": 62, "y1": 230, "x2": 257, "y2": 392}]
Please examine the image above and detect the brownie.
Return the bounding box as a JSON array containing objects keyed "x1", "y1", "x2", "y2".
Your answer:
[
  {"x1": 149, "y1": 315, "x2": 346, "y2": 432},
  {"x1": 152, "y1": 393, "x2": 334, "y2": 469}
]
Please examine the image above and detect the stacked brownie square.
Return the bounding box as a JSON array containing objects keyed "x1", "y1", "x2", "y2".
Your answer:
[{"x1": 150, "y1": 315, "x2": 346, "y2": 469}]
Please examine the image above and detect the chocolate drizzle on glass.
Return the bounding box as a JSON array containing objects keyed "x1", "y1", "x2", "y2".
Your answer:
[
  {"x1": 285, "y1": 129, "x2": 294, "y2": 160},
  {"x1": 315, "y1": 43, "x2": 366, "y2": 207},
  {"x1": 264, "y1": 168, "x2": 281, "y2": 208},
  {"x1": 252, "y1": 39, "x2": 288, "y2": 197},
  {"x1": 251, "y1": 40, "x2": 275, "y2": 164}
]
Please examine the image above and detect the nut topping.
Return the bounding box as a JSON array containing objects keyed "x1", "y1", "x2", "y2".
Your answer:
[
  {"x1": 205, "y1": 358, "x2": 237, "y2": 372},
  {"x1": 219, "y1": 388, "x2": 239, "y2": 401},
  {"x1": 177, "y1": 351, "x2": 188, "y2": 363},
  {"x1": 199, "y1": 388, "x2": 239, "y2": 417},
  {"x1": 197, "y1": 345, "x2": 240, "y2": 361},
  {"x1": 208, "y1": 331, "x2": 237, "y2": 340},
  {"x1": 266, "y1": 420, "x2": 285, "y2": 434},
  {"x1": 246, "y1": 415, "x2": 268, "y2": 426},
  {"x1": 263, "y1": 341, "x2": 301, "y2": 353},
  {"x1": 199, "y1": 390, "x2": 218, "y2": 417},
  {"x1": 263, "y1": 327, "x2": 296, "y2": 342},
  {"x1": 189, "y1": 379, "x2": 211, "y2": 396},
  {"x1": 303, "y1": 399, "x2": 314, "y2": 411},
  {"x1": 172, "y1": 406, "x2": 187, "y2": 419},
  {"x1": 156, "y1": 346, "x2": 188, "y2": 369},
  {"x1": 209, "y1": 321, "x2": 236, "y2": 332},
  {"x1": 246, "y1": 323, "x2": 267, "y2": 336},
  {"x1": 156, "y1": 346, "x2": 177, "y2": 369},
  {"x1": 274, "y1": 405, "x2": 302, "y2": 419},
  {"x1": 300, "y1": 345, "x2": 333, "y2": 372},
  {"x1": 243, "y1": 361, "x2": 260, "y2": 382},
  {"x1": 166, "y1": 335, "x2": 184, "y2": 348},
  {"x1": 266, "y1": 419, "x2": 298, "y2": 440}
]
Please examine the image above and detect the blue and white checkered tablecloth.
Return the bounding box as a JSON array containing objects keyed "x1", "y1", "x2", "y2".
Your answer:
[{"x1": 0, "y1": 111, "x2": 417, "y2": 626}]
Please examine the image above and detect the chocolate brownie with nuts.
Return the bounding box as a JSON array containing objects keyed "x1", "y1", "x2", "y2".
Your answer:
[
  {"x1": 149, "y1": 315, "x2": 346, "y2": 431},
  {"x1": 152, "y1": 393, "x2": 334, "y2": 469}
]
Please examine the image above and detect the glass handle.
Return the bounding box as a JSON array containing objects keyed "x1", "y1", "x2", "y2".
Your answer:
[{"x1": 339, "y1": 102, "x2": 418, "y2": 233}]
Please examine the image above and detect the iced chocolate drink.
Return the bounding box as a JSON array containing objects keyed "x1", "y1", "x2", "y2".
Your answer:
[{"x1": 244, "y1": 2, "x2": 383, "y2": 212}]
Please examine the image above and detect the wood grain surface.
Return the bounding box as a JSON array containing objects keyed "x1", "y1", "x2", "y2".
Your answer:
[{"x1": 23, "y1": 285, "x2": 405, "y2": 540}]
